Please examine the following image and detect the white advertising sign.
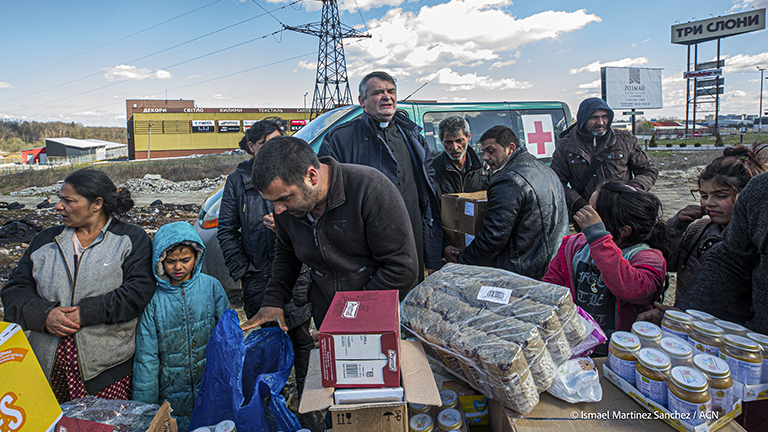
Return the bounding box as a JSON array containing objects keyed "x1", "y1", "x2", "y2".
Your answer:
[
  {"x1": 602, "y1": 67, "x2": 663, "y2": 110},
  {"x1": 671, "y1": 9, "x2": 765, "y2": 45},
  {"x1": 521, "y1": 115, "x2": 555, "y2": 158}
]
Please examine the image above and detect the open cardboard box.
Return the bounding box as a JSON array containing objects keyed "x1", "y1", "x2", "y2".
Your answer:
[
  {"x1": 462, "y1": 358, "x2": 747, "y2": 432},
  {"x1": 300, "y1": 340, "x2": 441, "y2": 432},
  {"x1": 731, "y1": 376, "x2": 768, "y2": 402}
]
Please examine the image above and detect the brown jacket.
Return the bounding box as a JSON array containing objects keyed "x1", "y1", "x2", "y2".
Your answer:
[{"x1": 552, "y1": 125, "x2": 658, "y2": 214}]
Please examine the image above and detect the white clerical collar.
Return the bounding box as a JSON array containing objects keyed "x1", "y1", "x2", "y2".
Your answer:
[{"x1": 379, "y1": 121, "x2": 390, "y2": 128}]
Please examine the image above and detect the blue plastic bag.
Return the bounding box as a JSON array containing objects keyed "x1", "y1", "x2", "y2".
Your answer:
[{"x1": 189, "y1": 309, "x2": 301, "y2": 432}]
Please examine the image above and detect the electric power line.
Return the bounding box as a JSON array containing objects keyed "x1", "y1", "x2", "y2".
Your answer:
[
  {"x1": 0, "y1": 0, "x2": 225, "y2": 83},
  {"x1": 0, "y1": 0, "x2": 304, "y2": 107}
]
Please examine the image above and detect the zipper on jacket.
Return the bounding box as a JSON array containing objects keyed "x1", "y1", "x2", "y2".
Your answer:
[{"x1": 180, "y1": 283, "x2": 196, "y2": 403}]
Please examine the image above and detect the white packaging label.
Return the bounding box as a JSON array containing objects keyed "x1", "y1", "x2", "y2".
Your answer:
[
  {"x1": 333, "y1": 334, "x2": 384, "y2": 360},
  {"x1": 636, "y1": 369, "x2": 668, "y2": 407},
  {"x1": 608, "y1": 352, "x2": 636, "y2": 383},
  {"x1": 465, "y1": 233, "x2": 475, "y2": 246},
  {"x1": 721, "y1": 352, "x2": 762, "y2": 385},
  {"x1": 667, "y1": 390, "x2": 711, "y2": 426},
  {"x1": 335, "y1": 359, "x2": 387, "y2": 385},
  {"x1": 763, "y1": 359, "x2": 768, "y2": 383},
  {"x1": 477, "y1": 286, "x2": 512, "y2": 305},
  {"x1": 464, "y1": 202, "x2": 475, "y2": 217},
  {"x1": 710, "y1": 385, "x2": 733, "y2": 414},
  {"x1": 691, "y1": 340, "x2": 720, "y2": 357},
  {"x1": 661, "y1": 324, "x2": 689, "y2": 342}
]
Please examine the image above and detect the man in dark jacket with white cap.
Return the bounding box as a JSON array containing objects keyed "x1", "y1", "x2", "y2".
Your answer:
[{"x1": 551, "y1": 97, "x2": 658, "y2": 219}]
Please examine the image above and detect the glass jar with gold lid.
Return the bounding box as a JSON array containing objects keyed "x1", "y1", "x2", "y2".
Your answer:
[
  {"x1": 714, "y1": 320, "x2": 748, "y2": 337},
  {"x1": 720, "y1": 334, "x2": 762, "y2": 385},
  {"x1": 689, "y1": 321, "x2": 725, "y2": 356},
  {"x1": 410, "y1": 402, "x2": 432, "y2": 415},
  {"x1": 693, "y1": 353, "x2": 733, "y2": 415},
  {"x1": 608, "y1": 331, "x2": 641, "y2": 383},
  {"x1": 660, "y1": 336, "x2": 693, "y2": 368},
  {"x1": 410, "y1": 413, "x2": 435, "y2": 432},
  {"x1": 667, "y1": 366, "x2": 712, "y2": 426},
  {"x1": 635, "y1": 348, "x2": 671, "y2": 407},
  {"x1": 661, "y1": 310, "x2": 693, "y2": 341},
  {"x1": 632, "y1": 321, "x2": 662, "y2": 348},
  {"x1": 746, "y1": 332, "x2": 768, "y2": 384},
  {"x1": 686, "y1": 309, "x2": 716, "y2": 324},
  {"x1": 436, "y1": 408, "x2": 467, "y2": 432}
]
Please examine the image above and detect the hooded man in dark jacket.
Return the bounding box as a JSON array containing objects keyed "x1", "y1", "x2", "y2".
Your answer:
[
  {"x1": 447, "y1": 125, "x2": 568, "y2": 280},
  {"x1": 432, "y1": 115, "x2": 490, "y2": 196},
  {"x1": 318, "y1": 71, "x2": 442, "y2": 278},
  {"x1": 551, "y1": 97, "x2": 658, "y2": 218}
]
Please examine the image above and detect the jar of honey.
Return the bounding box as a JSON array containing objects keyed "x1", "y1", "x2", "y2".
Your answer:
[
  {"x1": 661, "y1": 310, "x2": 693, "y2": 341},
  {"x1": 688, "y1": 321, "x2": 724, "y2": 356},
  {"x1": 608, "y1": 331, "x2": 641, "y2": 383},
  {"x1": 720, "y1": 335, "x2": 762, "y2": 385},
  {"x1": 667, "y1": 366, "x2": 711, "y2": 426},
  {"x1": 632, "y1": 321, "x2": 662, "y2": 348},
  {"x1": 746, "y1": 332, "x2": 768, "y2": 384},
  {"x1": 686, "y1": 309, "x2": 716, "y2": 324},
  {"x1": 635, "y1": 348, "x2": 671, "y2": 407},
  {"x1": 713, "y1": 320, "x2": 748, "y2": 337},
  {"x1": 693, "y1": 353, "x2": 733, "y2": 415},
  {"x1": 660, "y1": 336, "x2": 693, "y2": 368}
]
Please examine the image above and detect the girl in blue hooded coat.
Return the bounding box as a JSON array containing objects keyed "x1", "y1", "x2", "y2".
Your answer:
[{"x1": 133, "y1": 221, "x2": 229, "y2": 432}]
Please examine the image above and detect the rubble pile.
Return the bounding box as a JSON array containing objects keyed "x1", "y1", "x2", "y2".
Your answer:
[{"x1": 11, "y1": 174, "x2": 226, "y2": 197}]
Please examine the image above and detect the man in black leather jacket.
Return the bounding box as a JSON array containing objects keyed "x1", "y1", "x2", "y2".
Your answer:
[{"x1": 447, "y1": 125, "x2": 568, "y2": 279}]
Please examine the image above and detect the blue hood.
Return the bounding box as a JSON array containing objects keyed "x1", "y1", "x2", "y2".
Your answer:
[
  {"x1": 152, "y1": 221, "x2": 205, "y2": 289},
  {"x1": 576, "y1": 97, "x2": 614, "y2": 132}
]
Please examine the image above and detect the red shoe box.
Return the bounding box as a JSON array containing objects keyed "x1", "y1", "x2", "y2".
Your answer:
[{"x1": 318, "y1": 290, "x2": 400, "y2": 388}]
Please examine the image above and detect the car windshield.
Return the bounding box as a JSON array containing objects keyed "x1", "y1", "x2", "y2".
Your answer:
[{"x1": 293, "y1": 105, "x2": 358, "y2": 146}]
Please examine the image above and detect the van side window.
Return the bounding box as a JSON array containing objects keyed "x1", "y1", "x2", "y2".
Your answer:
[{"x1": 423, "y1": 110, "x2": 511, "y2": 157}]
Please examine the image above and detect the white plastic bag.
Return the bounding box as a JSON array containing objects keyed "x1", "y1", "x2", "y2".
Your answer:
[{"x1": 546, "y1": 358, "x2": 603, "y2": 403}]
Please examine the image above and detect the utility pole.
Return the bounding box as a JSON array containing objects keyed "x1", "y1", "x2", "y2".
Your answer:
[
  {"x1": 759, "y1": 66, "x2": 765, "y2": 133},
  {"x1": 285, "y1": 0, "x2": 370, "y2": 119}
]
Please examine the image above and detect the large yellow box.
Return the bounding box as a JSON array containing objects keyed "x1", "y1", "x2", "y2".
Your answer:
[{"x1": 0, "y1": 322, "x2": 62, "y2": 432}]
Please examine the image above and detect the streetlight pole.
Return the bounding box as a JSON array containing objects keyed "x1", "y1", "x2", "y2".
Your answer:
[
  {"x1": 759, "y1": 66, "x2": 765, "y2": 133},
  {"x1": 147, "y1": 122, "x2": 153, "y2": 160},
  {"x1": 304, "y1": 92, "x2": 309, "y2": 123}
]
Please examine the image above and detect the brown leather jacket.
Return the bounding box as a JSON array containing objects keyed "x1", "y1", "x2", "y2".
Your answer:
[{"x1": 552, "y1": 125, "x2": 658, "y2": 214}]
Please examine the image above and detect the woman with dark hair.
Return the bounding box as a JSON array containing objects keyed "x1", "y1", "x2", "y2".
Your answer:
[
  {"x1": 666, "y1": 142, "x2": 767, "y2": 319},
  {"x1": 217, "y1": 119, "x2": 314, "y2": 396},
  {"x1": 543, "y1": 180, "x2": 669, "y2": 351},
  {"x1": 1, "y1": 168, "x2": 155, "y2": 402}
]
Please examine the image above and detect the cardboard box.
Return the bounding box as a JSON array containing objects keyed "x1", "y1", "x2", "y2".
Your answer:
[
  {"x1": 441, "y1": 192, "x2": 488, "y2": 234},
  {"x1": 0, "y1": 322, "x2": 62, "y2": 432},
  {"x1": 318, "y1": 290, "x2": 400, "y2": 388},
  {"x1": 443, "y1": 229, "x2": 477, "y2": 250},
  {"x1": 299, "y1": 340, "x2": 441, "y2": 432}
]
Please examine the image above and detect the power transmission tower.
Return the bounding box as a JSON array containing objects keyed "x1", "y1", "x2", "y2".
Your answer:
[{"x1": 285, "y1": 0, "x2": 370, "y2": 119}]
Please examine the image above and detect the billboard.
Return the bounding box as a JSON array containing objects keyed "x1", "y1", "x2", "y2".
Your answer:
[
  {"x1": 671, "y1": 9, "x2": 765, "y2": 45},
  {"x1": 601, "y1": 67, "x2": 663, "y2": 110}
]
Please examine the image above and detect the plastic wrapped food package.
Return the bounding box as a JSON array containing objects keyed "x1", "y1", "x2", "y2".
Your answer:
[
  {"x1": 60, "y1": 397, "x2": 161, "y2": 432},
  {"x1": 401, "y1": 263, "x2": 592, "y2": 414}
]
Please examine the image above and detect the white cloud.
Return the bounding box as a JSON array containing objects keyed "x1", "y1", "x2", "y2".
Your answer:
[
  {"x1": 578, "y1": 79, "x2": 601, "y2": 89},
  {"x1": 339, "y1": 0, "x2": 403, "y2": 12},
  {"x1": 298, "y1": 60, "x2": 316, "y2": 70},
  {"x1": 72, "y1": 110, "x2": 106, "y2": 117},
  {"x1": 347, "y1": 1, "x2": 600, "y2": 72},
  {"x1": 0, "y1": 82, "x2": 12, "y2": 89},
  {"x1": 734, "y1": 0, "x2": 768, "y2": 10},
  {"x1": 489, "y1": 59, "x2": 516, "y2": 70},
  {"x1": 212, "y1": 93, "x2": 231, "y2": 100},
  {"x1": 570, "y1": 57, "x2": 649, "y2": 74},
  {"x1": 720, "y1": 52, "x2": 768, "y2": 73},
  {"x1": 104, "y1": 65, "x2": 172, "y2": 81},
  {"x1": 418, "y1": 67, "x2": 533, "y2": 91},
  {"x1": 729, "y1": 90, "x2": 749, "y2": 98}
]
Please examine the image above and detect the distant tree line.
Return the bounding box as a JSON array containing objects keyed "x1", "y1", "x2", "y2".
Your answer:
[{"x1": 0, "y1": 119, "x2": 127, "y2": 153}]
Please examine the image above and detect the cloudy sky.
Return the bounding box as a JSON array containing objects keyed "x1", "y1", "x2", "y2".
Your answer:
[{"x1": 1, "y1": 0, "x2": 767, "y2": 127}]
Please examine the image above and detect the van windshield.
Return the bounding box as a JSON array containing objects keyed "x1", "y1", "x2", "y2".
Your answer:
[{"x1": 294, "y1": 105, "x2": 358, "y2": 147}]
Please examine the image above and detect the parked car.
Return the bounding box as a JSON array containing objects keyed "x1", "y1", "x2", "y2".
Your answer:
[{"x1": 195, "y1": 100, "x2": 573, "y2": 291}]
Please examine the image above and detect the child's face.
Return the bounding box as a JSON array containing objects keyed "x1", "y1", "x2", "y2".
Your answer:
[
  {"x1": 699, "y1": 179, "x2": 737, "y2": 227},
  {"x1": 163, "y1": 246, "x2": 196, "y2": 285}
]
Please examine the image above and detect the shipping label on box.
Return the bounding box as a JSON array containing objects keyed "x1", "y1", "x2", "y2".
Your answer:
[
  {"x1": 441, "y1": 192, "x2": 487, "y2": 234},
  {"x1": 319, "y1": 291, "x2": 400, "y2": 388},
  {"x1": 0, "y1": 322, "x2": 63, "y2": 432}
]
